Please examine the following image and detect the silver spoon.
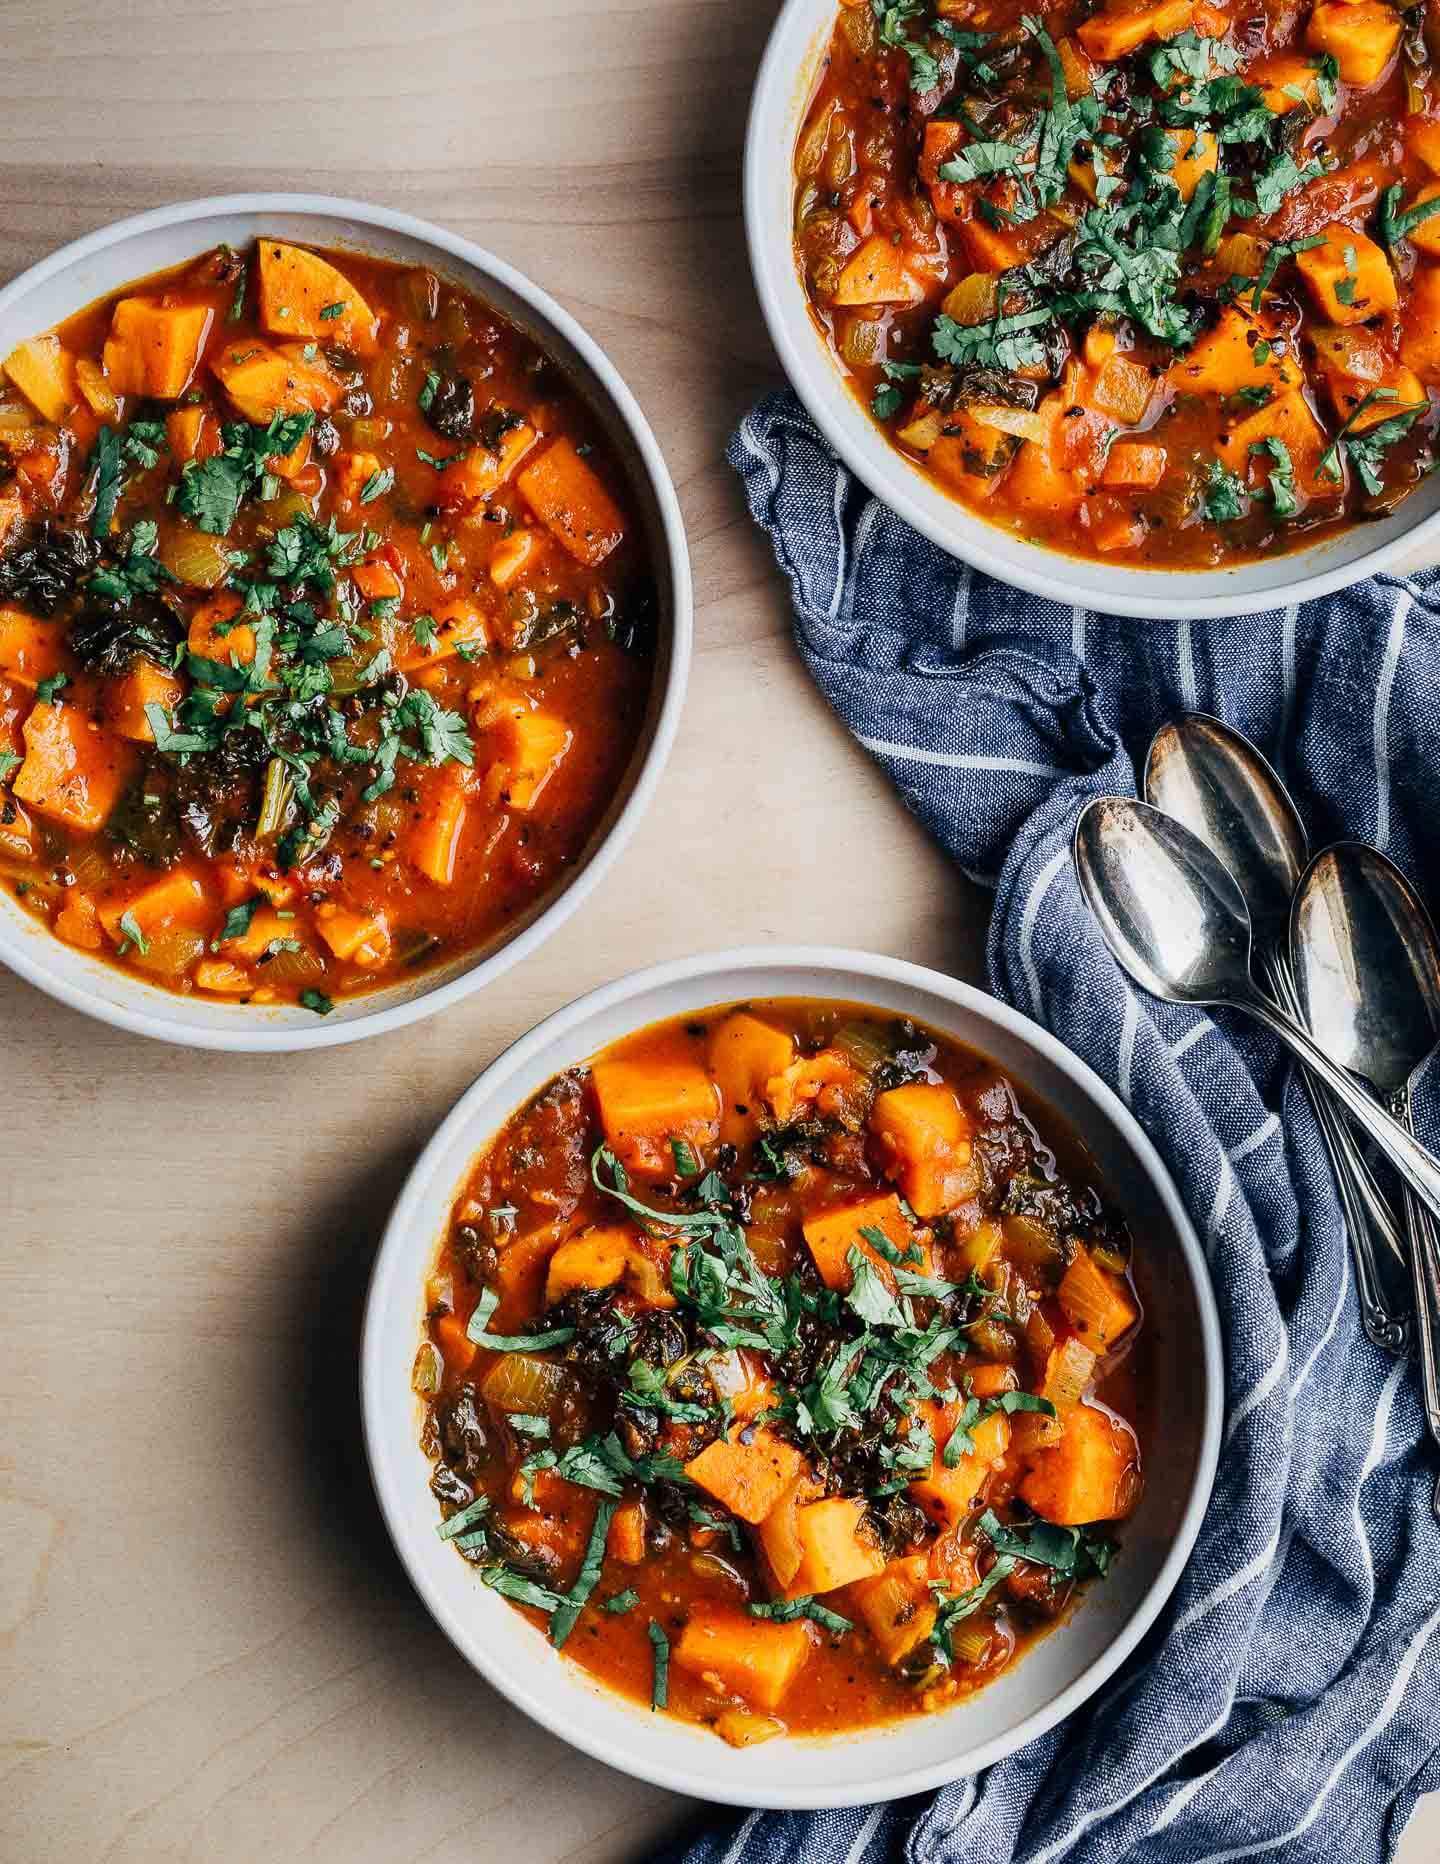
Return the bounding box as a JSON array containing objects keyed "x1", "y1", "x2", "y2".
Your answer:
[
  {"x1": 1146, "y1": 715, "x2": 1409, "y2": 1355},
  {"x1": 1072, "y1": 797, "x2": 1440, "y2": 1228},
  {"x1": 1293, "y1": 843, "x2": 1440, "y2": 1506}
]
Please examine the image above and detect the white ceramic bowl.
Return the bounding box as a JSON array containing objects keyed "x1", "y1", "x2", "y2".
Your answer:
[
  {"x1": 362, "y1": 947, "x2": 1223, "y2": 1808},
  {"x1": 745, "y1": 0, "x2": 1440, "y2": 621},
  {"x1": 0, "y1": 195, "x2": 691, "y2": 1050}
]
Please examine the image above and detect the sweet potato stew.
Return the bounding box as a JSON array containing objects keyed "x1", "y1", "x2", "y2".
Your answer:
[
  {"x1": 796, "y1": 0, "x2": 1440, "y2": 564},
  {"x1": 0, "y1": 241, "x2": 655, "y2": 1006},
  {"x1": 419, "y1": 1001, "x2": 1146, "y2": 1743}
]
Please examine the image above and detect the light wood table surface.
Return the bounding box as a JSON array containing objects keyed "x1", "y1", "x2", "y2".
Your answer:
[{"x1": 0, "y1": 3, "x2": 1433, "y2": 1859}]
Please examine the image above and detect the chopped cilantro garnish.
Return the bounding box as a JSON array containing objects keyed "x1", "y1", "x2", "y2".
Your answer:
[
  {"x1": 749, "y1": 1596, "x2": 853, "y2": 1636},
  {"x1": 299, "y1": 988, "x2": 334, "y2": 1016},
  {"x1": 1200, "y1": 459, "x2": 1247, "y2": 523},
  {"x1": 1251, "y1": 436, "x2": 1299, "y2": 517},
  {"x1": 34, "y1": 671, "x2": 68, "y2": 705},
  {"x1": 116, "y1": 909, "x2": 149, "y2": 956},
  {"x1": 647, "y1": 1619, "x2": 670, "y2": 1708}
]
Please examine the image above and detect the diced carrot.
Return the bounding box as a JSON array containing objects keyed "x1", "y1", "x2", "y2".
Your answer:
[
  {"x1": 406, "y1": 763, "x2": 474, "y2": 886},
  {"x1": 1103, "y1": 441, "x2": 1168, "y2": 489},
  {"x1": 1058, "y1": 1245, "x2": 1139, "y2": 1347},
  {"x1": 869, "y1": 1082, "x2": 976, "y2": 1217},
  {"x1": 313, "y1": 902, "x2": 390, "y2": 966},
  {"x1": 256, "y1": 242, "x2": 379, "y2": 352},
  {"x1": 1019, "y1": 1402, "x2": 1141, "y2": 1524},
  {"x1": 516, "y1": 438, "x2": 626, "y2": 567},
  {"x1": 1078, "y1": 0, "x2": 1194, "y2": 61},
  {"x1": 435, "y1": 420, "x2": 538, "y2": 510},
  {"x1": 13, "y1": 700, "x2": 133, "y2": 833},
  {"x1": 801, "y1": 1192, "x2": 916, "y2": 1292},
  {"x1": 672, "y1": 1606, "x2": 815, "y2": 1712},
  {"x1": 332, "y1": 450, "x2": 385, "y2": 508},
  {"x1": 708, "y1": 1010, "x2": 796, "y2": 1147},
  {"x1": 2, "y1": 335, "x2": 77, "y2": 422},
  {"x1": 832, "y1": 234, "x2": 928, "y2": 305},
  {"x1": 0, "y1": 607, "x2": 65, "y2": 688},
  {"x1": 105, "y1": 661, "x2": 185, "y2": 742},
  {"x1": 351, "y1": 558, "x2": 402, "y2": 602},
  {"x1": 609, "y1": 1498, "x2": 647, "y2": 1566},
  {"x1": 684, "y1": 1425, "x2": 805, "y2": 1524},
  {"x1": 434, "y1": 1311, "x2": 477, "y2": 1376},
  {"x1": 103, "y1": 299, "x2": 213, "y2": 400}
]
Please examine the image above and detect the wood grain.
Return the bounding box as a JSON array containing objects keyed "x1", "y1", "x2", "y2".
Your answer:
[{"x1": 0, "y1": 3, "x2": 1431, "y2": 1859}]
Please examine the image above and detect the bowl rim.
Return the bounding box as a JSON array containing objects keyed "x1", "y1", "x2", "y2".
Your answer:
[
  {"x1": 360, "y1": 944, "x2": 1225, "y2": 1809},
  {"x1": 742, "y1": 0, "x2": 1440, "y2": 622},
  {"x1": 0, "y1": 192, "x2": 692, "y2": 1051}
]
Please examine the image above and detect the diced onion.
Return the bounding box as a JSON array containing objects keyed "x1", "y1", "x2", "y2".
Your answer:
[
  {"x1": 971, "y1": 405, "x2": 1052, "y2": 444},
  {"x1": 412, "y1": 1342, "x2": 443, "y2": 1395},
  {"x1": 131, "y1": 927, "x2": 206, "y2": 978},
  {"x1": 950, "y1": 1621, "x2": 993, "y2": 1667},
  {"x1": 715, "y1": 1710, "x2": 786, "y2": 1748},
  {"x1": 898, "y1": 410, "x2": 945, "y2": 451},
  {"x1": 159, "y1": 526, "x2": 233, "y2": 588},
  {"x1": 481, "y1": 1351, "x2": 566, "y2": 1415}
]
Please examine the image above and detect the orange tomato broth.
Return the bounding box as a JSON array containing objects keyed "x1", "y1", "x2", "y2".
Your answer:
[
  {"x1": 419, "y1": 999, "x2": 1149, "y2": 1743},
  {"x1": 794, "y1": 0, "x2": 1440, "y2": 567},
  {"x1": 0, "y1": 240, "x2": 656, "y2": 1008}
]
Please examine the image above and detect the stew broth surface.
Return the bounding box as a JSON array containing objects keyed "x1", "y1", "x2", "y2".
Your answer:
[
  {"x1": 0, "y1": 239, "x2": 655, "y2": 1007},
  {"x1": 419, "y1": 999, "x2": 1150, "y2": 1743}
]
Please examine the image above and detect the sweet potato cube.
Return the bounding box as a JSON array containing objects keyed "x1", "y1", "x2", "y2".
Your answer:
[
  {"x1": 957, "y1": 218, "x2": 1028, "y2": 273},
  {"x1": 1296, "y1": 226, "x2": 1397, "y2": 324},
  {"x1": 708, "y1": 1010, "x2": 796, "y2": 1147},
  {"x1": 591, "y1": 1055, "x2": 720, "y2": 1177},
  {"x1": 1248, "y1": 52, "x2": 1333, "y2": 113},
  {"x1": 435, "y1": 420, "x2": 538, "y2": 510},
  {"x1": 2, "y1": 335, "x2": 76, "y2": 422},
  {"x1": 55, "y1": 890, "x2": 103, "y2": 951},
  {"x1": 1402, "y1": 183, "x2": 1440, "y2": 257},
  {"x1": 1402, "y1": 266, "x2": 1440, "y2": 382},
  {"x1": 992, "y1": 435, "x2": 1082, "y2": 514},
  {"x1": 0, "y1": 492, "x2": 22, "y2": 552},
  {"x1": 685, "y1": 1426, "x2": 805, "y2": 1525},
  {"x1": 672, "y1": 1606, "x2": 814, "y2": 1712},
  {"x1": 801, "y1": 1192, "x2": 915, "y2": 1292},
  {"x1": 331, "y1": 449, "x2": 384, "y2": 508},
  {"x1": 833, "y1": 234, "x2": 928, "y2": 306},
  {"x1": 1090, "y1": 352, "x2": 1156, "y2": 423},
  {"x1": 789, "y1": 1497, "x2": 886, "y2": 1594},
  {"x1": 313, "y1": 903, "x2": 389, "y2": 966},
  {"x1": 187, "y1": 592, "x2": 255, "y2": 667},
  {"x1": 13, "y1": 700, "x2": 132, "y2": 833},
  {"x1": 869, "y1": 1082, "x2": 976, "y2": 1217},
  {"x1": 609, "y1": 1498, "x2": 647, "y2": 1566},
  {"x1": 847, "y1": 1556, "x2": 936, "y2": 1665},
  {"x1": 1058, "y1": 1246, "x2": 1139, "y2": 1348},
  {"x1": 193, "y1": 959, "x2": 253, "y2": 994},
  {"x1": 105, "y1": 661, "x2": 185, "y2": 742},
  {"x1": 909, "y1": 1407, "x2": 1010, "y2": 1529},
  {"x1": 1410, "y1": 118, "x2": 1440, "y2": 176},
  {"x1": 489, "y1": 528, "x2": 541, "y2": 590},
  {"x1": 1215, "y1": 390, "x2": 1331, "y2": 495},
  {"x1": 0, "y1": 607, "x2": 65, "y2": 687},
  {"x1": 98, "y1": 868, "x2": 208, "y2": 944},
  {"x1": 407, "y1": 764, "x2": 473, "y2": 886},
  {"x1": 1306, "y1": 1, "x2": 1402, "y2": 85},
  {"x1": 1019, "y1": 1402, "x2": 1140, "y2": 1524},
  {"x1": 256, "y1": 242, "x2": 379, "y2": 352},
  {"x1": 352, "y1": 559, "x2": 402, "y2": 603},
  {"x1": 210, "y1": 339, "x2": 341, "y2": 423},
  {"x1": 1103, "y1": 441, "x2": 1168, "y2": 488},
  {"x1": 165, "y1": 405, "x2": 213, "y2": 464},
  {"x1": 1077, "y1": 0, "x2": 1193, "y2": 61},
  {"x1": 103, "y1": 299, "x2": 213, "y2": 400},
  {"x1": 1162, "y1": 127, "x2": 1218, "y2": 201},
  {"x1": 517, "y1": 438, "x2": 626, "y2": 567},
  {"x1": 1171, "y1": 308, "x2": 1297, "y2": 396},
  {"x1": 544, "y1": 1227, "x2": 632, "y2": 1306}
]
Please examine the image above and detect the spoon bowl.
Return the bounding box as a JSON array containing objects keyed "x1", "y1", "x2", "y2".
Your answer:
[
  {"x1": 1146, "y1": 715, "x2": 1306, "y2": 949},
  {"x1": 1073, "y1": 796, "x2": 1257, "y2": 1007},
  {"x1": 1292, "y1": 844, "x2": 1440, "y2": 1096}
]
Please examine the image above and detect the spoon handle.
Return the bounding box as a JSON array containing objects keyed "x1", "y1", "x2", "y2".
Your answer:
[
  {"x1": 1386, "y1": 1085, "x2": 1440, "y2": 1500},
  {"x1": 1238, "y1": 992, "x2": 1440, "y2": 1228}
]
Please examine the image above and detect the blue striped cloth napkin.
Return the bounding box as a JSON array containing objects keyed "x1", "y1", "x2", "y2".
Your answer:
[{"x1": 673, "y1": 389, "x2": 1440, "y2": 1864}]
